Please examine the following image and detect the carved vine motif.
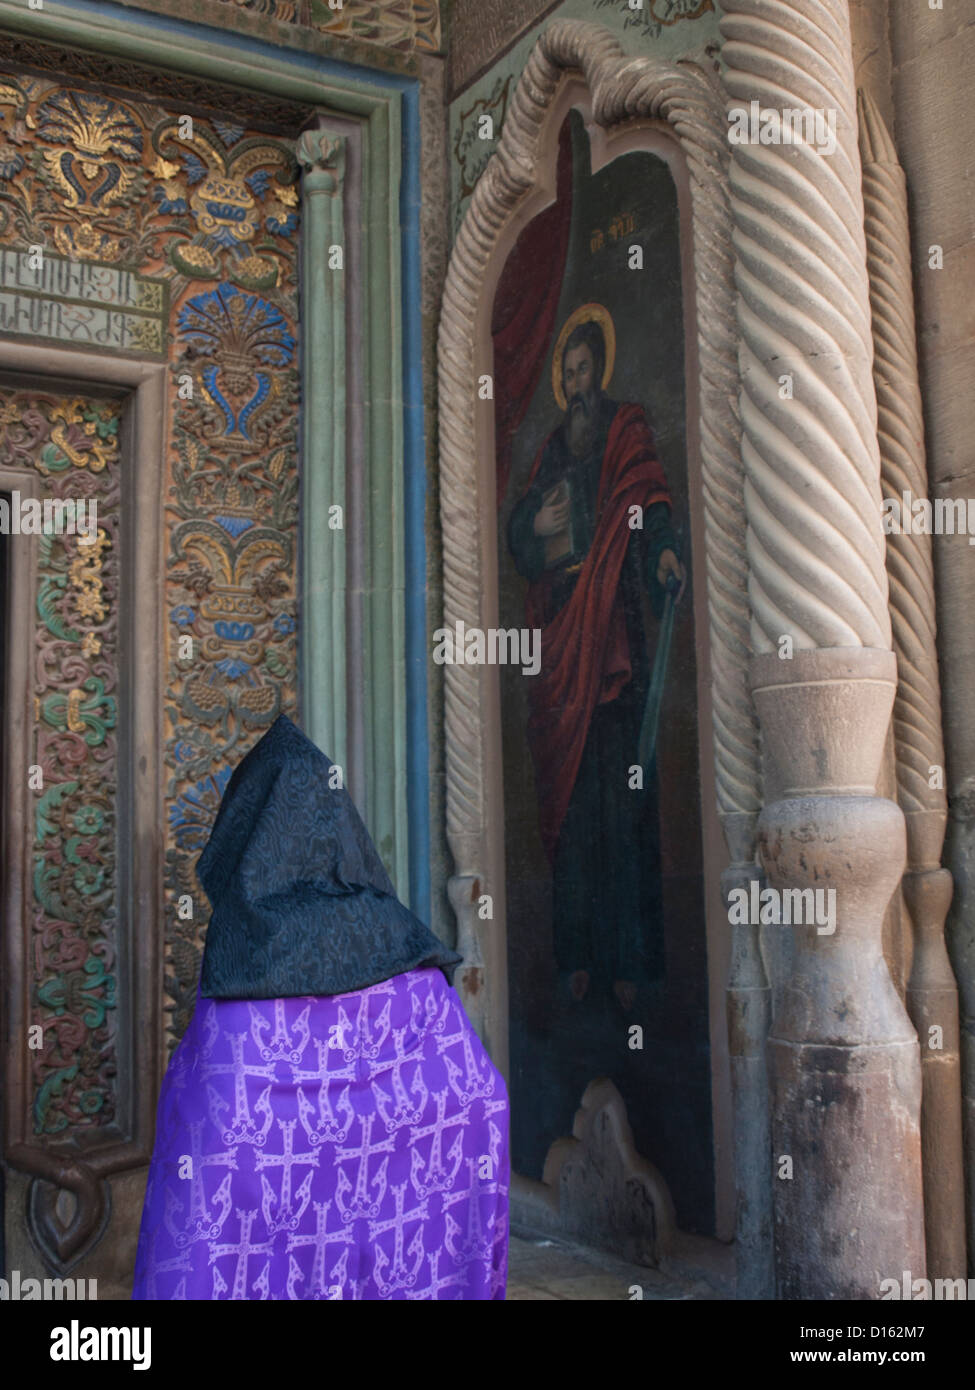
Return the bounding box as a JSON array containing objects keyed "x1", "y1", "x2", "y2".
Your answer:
[
  {"x1": 0, "y1": 37, "x2": 313, "y2": 135},
  {"x1": 123, "y1": 0, "x2": 444, "y2": 51},
  {"x1": 0, "y1": 71, "x2": 301, "y2": 1066},
  {"x1": 452, "y1": 75, "x2": 513, "y2": 209},
  {"x1": 305, "y1": 0, "x2": 441, "y2": 52},
  {"x1": 590, "y1": 0, "x2": 714, "y2": 41},
  {"x1": 0, "y1": 392, "x2": 121, "y2": 1137}
]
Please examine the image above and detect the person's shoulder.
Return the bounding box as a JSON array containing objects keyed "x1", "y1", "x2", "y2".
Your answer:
[
  {"x1": 606, "y1": 399, "x2": 653, "y2": 432},
  {"x1": 609, "y1": 398, "x2": 650, "y2": 419}
]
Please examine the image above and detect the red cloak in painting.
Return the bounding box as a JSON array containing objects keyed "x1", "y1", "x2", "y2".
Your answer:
[{"x1": 522, "y1": 402, "x2": 671, "y2": 863}]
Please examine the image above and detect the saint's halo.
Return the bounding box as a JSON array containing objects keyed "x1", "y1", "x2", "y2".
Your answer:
[{"x1": 551, "y1": 302, "x2": 616, "y2": 411}]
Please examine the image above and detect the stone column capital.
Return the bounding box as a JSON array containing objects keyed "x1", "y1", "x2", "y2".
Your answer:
[{"x1": 297, "y1": 125, "x2": 346, "y2": 194}]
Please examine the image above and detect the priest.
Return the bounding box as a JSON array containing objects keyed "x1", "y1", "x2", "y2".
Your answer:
[{"x1": 132, "y1": 714, "x2": 509, "y2": 1300}]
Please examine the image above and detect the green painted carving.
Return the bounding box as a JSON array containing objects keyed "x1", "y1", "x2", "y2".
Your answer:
[
  {"x1": 35, "y1": 782, "x2": 79, "y2": 842},
  {"x1": 0, "y1": 390, "x2": 122, "y2": 1131},
  {"x1": 34, "y1": 1065, "x2": 79, "y2": 1135},
  {"x1": 37, "y1": 956, "x2": 117, "y2": 1030},
  {"x1": 360, "y1": 116, "x2": 409, "y2": 901},
  {"x1": 0, "y1": 0, "x2": 414, "y2": 1022},
  {"x1": 37, "y1": 574, "x2": 82, "y2": 643},
  {"x1": 40, "y1": 677, "x2": 116, "y2": 745},
  {"x1": 297, "y1": 124, "x2": 347, "y2": 774}
]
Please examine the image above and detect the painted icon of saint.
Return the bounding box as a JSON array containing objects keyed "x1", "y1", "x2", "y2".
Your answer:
[{"x1": 507, "y1": 305, "x2": 685, "y2": 1011}]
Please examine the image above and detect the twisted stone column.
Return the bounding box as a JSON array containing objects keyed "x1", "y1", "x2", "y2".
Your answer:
[
  {"x1": 859, "y1": 87, "x2": 965, "y2": 1281},
  {"x1": 721, "y1": 0, "x2": 925, "y2": 1296}
]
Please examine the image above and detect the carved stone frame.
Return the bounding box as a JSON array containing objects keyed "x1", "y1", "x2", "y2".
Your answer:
[
  {"x1": 437, "y1": 20, "x2": 759, "y2": 1240},
  {"x1": 0, "y1": 343, "x2": 165, "y2": 1271}
]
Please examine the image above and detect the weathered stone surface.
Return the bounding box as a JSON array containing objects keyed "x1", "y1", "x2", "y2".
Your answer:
[
  {"x1": 447, "y1": 0, "x2": 558, "y2": 97},
  {"x1": 752, "y1": 652, "x2": 924, "y2": 1298},
  {"x1": 891, "y1": 0, "x2": 975, "y2": 1273},
  {"x1": 859, "y1": 85, "x2": 966, "y2": 1282},
  {"x1": 514, "y1": 1078, "x2": 677, "y2": 1268},
  {"x1": 849, "y1": 0, "x2": 894, "y2": 133},
  {"x1": 724, "y1": 846, "x2": 774, "y2": 1299}
]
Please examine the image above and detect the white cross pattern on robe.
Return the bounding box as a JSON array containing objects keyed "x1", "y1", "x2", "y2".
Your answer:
[
  {"x1": 249, "y1": 998, "x2": 312, "y2": 1064},
  {"x1": 294, "y1": 1040, "x2": 356, "y2": 1144},
  {"x1": 369, "y1": 1181, "x2": 429, "y2": 1296},
  {"x1": 208, "y1": 1207, "x2": 277, "y2": 1301},
  {"x1": 371, "y1": 1024, "x2": 429, "y2": 1132},
  {"x1": 334, "y1": 1112, "x2": 394, "y2": 1221},
  {"x1": 408, "y1": 1088, "x2": 468, "y2": 1197},
  {"x1": 437, "y1": 1026, "x2": 497, "y2": 1104},
  {"x1": 256, "y1": 1118, "x2": 319, "y2": 1233},
  {"x1": 138, "y1": 1220, "x2": 192, "y2": 1298},
  {"x1": 286, "y1": 1201, "x2": 354, "y2": 1298},
  {"x1": 406, "y1": 1246, "x2": 474, "y2": 1300},
  {"x1": 442, "y1": 1160, "x2": 493, "y2": 1265},
  {"x1": 201, "y1": 1032, "x2": 276, "y2": 1144},
  {"x1": 184, "y1": 1117, "x2": 239, "y2": 1237}
]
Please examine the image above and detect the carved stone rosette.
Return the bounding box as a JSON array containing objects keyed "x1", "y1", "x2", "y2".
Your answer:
[
  {"x1": 858, "y1": 86, "x2": 965, "y2": 1281},
  {"x1": 721, "y1": 0, "x2": 925, "y2": 1295}
]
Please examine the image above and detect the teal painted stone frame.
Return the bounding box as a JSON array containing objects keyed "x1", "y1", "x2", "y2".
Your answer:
[{"x1": 0, "y1": 0, "x2": 427, "y2": 909}]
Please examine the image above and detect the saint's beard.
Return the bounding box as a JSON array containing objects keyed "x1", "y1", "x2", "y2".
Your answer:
[{"x1": 564, "y1": 389, "x2": 600, "y2": 458}]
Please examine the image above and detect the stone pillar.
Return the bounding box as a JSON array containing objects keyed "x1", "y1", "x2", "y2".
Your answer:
[
  {"x1": 720, "y1": 0, "x2": 925, "y2": 1296},
  {"x1": 859, "y1": 87, "x2": 966, "y2": 1283},
  {"x1": 297, "y1": 123, "x2": 347, "y2": 766},
  {"x1": 724, "y1": 812, "x2": 773, "y2": 1299},
  {"x1": 753, "y1": 651, "x2": 924, "y2": 1296},
  {"x1": 889, "y1": 0, "x2": 975, "y2": 1277}
]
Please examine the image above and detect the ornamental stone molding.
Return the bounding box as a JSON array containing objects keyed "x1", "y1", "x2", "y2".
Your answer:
[
  {"x1": 299, "y1": 124, "x2": 349, "y2": 776},
  {"x1": 0, "y1": 346, "x2": 167, "y2": 1275},
  {"x1": 722, "y1": 1, "x2": 892, "y2": 656},
  {"x1": 858, "y1": 86, "x2": 965, "y2": 1282},
  {"x1": 437, "y1": 17, "x2": 764, "y2": 1266}
]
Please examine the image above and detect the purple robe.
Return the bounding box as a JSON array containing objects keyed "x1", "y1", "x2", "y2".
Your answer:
[{"x1": 132, "y1": 966, "x2": 509, "y2": 1300}]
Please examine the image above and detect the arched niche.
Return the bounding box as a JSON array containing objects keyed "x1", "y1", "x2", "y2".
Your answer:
[{"x1": 438, "y1": 21, "x2": 759, "y2": 1246}]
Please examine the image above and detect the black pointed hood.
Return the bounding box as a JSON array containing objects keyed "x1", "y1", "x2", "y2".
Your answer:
[{"x1": 197, "y1": 714, "x2": 461, "y2": 998}]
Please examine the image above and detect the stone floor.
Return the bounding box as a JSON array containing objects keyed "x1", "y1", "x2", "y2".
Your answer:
[{"x1": 506, "y1": 1229, "x2": 735, "y2": 1301}]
